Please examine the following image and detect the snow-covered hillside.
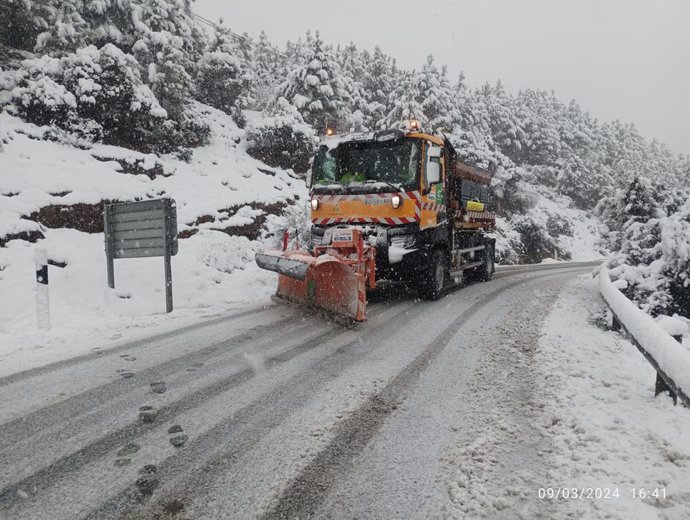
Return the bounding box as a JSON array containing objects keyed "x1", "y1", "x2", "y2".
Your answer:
[{"x1": 0, "y1": 104, "x2": 307, "y2": 371}]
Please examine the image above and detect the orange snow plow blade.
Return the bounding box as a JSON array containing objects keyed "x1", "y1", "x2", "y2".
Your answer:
[{"x1": 255, "y1": 229, "x2": 376, "y2": 322}]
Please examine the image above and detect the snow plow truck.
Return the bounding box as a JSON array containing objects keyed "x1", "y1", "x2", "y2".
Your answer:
[{"x1": 255, "y1": 121, "x2": 496, "y2": 322}]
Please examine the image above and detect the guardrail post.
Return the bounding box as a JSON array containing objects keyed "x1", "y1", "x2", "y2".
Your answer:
[
  {"x1": 655, "y1": 373, "x2": 677, "y2": 405},
  {"x1": 654, "y1": 336, "x2": 683, "y2": 405}
]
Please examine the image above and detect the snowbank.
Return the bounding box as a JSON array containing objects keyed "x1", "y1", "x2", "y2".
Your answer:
[
  {"x1": 536, "y1": 275, "x2": 690, "y2": 519},
  {"x1": 0, "y1": 103, "x2": 306, "y2": 374},
  {"x1": 599, "y1": 267, "x2": 690, "y2": 398}
]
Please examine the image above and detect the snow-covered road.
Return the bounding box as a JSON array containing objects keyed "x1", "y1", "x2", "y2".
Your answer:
[{"x1": 1, "y1": 261, "x2": 687, "y2": 520}]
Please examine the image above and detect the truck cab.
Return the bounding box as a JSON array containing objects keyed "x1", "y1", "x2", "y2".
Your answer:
[{"x1": 306, "y1": 124, "x2": 495, "y2": 298}]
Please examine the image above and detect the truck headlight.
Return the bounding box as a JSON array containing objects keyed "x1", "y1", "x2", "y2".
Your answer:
[
  {"x1": 311, "y1": 198, "x2": 319, "y2": 211},
  {"x1": 391, "y1": 195, "x2": 401, "y2": 209}
]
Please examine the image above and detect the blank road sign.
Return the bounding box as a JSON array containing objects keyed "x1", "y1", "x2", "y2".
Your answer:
[{"x1": 105, "y1": 199, "x2": 178, "y2": 259}]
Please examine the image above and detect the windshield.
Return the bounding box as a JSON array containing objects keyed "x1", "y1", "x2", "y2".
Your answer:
[{"x1": 312, "y1": 139, "x2": 421, "y2": 190}]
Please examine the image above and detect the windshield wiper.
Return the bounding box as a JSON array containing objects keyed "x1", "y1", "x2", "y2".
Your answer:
[{"x1": 364, "y1": 179, "x2": 402, "y2": 192}]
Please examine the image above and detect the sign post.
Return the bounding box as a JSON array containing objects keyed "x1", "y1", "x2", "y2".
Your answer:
[
  {"x1": 35, "y1": 248, "x2": 50, "y2": 330},
  {"x1": 163, "y1": 200, "x2": 175, "y2": 313},
  {"x1": 104, "y1": 199, "x2": 178, "y2": 312},
  {"x1": 104, "y1": 204, "x2": 115, "y2": 289}
]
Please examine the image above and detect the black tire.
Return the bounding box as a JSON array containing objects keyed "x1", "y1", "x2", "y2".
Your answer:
[
  {"x1": 476, "y1": 242, "x2": 495, "y2": 282},
  {"x1": 418, "y1": 249, "x2": 448, "y2": 300}
]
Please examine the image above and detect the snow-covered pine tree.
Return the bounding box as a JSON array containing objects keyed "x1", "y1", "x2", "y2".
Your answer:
[
  {"x1": 675, "y1": 154, "x2": 690, "y2": 186},
  {"x1": 33, "y1": 0, "x2": 87, "y2": 53},
  {"x1": 0, "y1": 0, "x2": 45, "y2": 50},
  {"x1": 362, "y1": 46, "x2": 393, "y2": 129},
  {"x1": 337, "y1": 42, "x2": 369, "y2": 130},
  {"x1": 600, "y1": 120, "x2": 649, "y2": 187},
  {"x1": 195, "y1": 24, "x2": 253, "y2": 124},
  {"x1": 252, "y1": 30, "x2": 284, "y2": 109},
  {"x1": 622, "y1": 176, "x2": 662, "y2": 223},
  {"x1": 246, "y1": 96, "x2": 317, "y2": 174},
  {"x1": 512, "y1": 89, "x2": 563, "y2": 166},
  {"x1": 130, "y1": 0, "x2": 193, "y2": 119},
  {"x1": 644, "y1": 139, "x2": 679, "y2": 187},
  {"x1": 381, "y1": 69, "x2": 427, "y2": 130},
  {"x1": 661, "y1": 197, "x2": 690, "y2": 317},
  {"x1": 559, "y1": 99, "x2": 598, "y2": 161},
  {"x1": 127, "y1": 0, "x2": 210, "y2": 146},
  {"x1": 479, "y1": 81, "x2": 525, "y2": 164},
  {"x1": 450, "y1": 77, "x2": 506, "y2": 172},
  {"x1": 10, "y1": 44, "x2": 168, "y2": 149},
  {"x1": 599, "y1": 176, "x2": 659, "y2": 252},
  {"x1": 275, "y1": 31, "x2": 347, "y2": 133},
  {"x1": 601, "y1": 175, "x2": 690, "y2": 318},
  {"x1": 555, "y1": 153, "x2": 613, "y2": 209},
  {"x1": 417, "y1": 55, "x2": 456, "y2": 132}
]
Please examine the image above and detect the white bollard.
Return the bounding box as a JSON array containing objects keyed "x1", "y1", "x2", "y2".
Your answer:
[{"x1": 35, "y1": 248, "x2": 50, "y2": 330}]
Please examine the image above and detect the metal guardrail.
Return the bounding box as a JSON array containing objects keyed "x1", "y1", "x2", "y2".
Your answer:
[{"x1": 599, "y1": 267, "x2": 689, "y2": 407}]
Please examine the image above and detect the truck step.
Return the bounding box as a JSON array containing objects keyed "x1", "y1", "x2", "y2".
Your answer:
[{"x1": 449, "y1": 261, "x2": 484, "y2": 278}]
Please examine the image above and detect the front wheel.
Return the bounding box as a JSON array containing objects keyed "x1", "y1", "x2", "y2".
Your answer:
[
  {"x1": 476, "y1": 243, "x2": 495, "y2": 281},
  {"x1": 418, "y1": 249, "x2": 447, "y2": 300}
]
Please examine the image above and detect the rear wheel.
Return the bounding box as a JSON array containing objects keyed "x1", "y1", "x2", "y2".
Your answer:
[
  {"x1": 476, "y1": 242, "x2": 495, "y2": 281},
  {"x1": 418, "y1": 249, "x2": 447, "y2": 300}
]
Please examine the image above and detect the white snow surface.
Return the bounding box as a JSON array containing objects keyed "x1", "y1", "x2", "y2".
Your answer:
[
  {"x1": 537, "y1": 274, "x2": 690, "y2": 519},
  {"x1": 537, "y1": 189, "x2": 605, "y2": 262},
  {"x1": 599, "y1": 267, "x2": 690, "y2": 396},
  {"x1": 0, "y1": 104, "x2": 307, "y2": 375}
]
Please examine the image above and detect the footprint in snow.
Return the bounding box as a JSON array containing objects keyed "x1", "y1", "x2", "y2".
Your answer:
[
  {"x1": 150, "y1": 381, "x2": 167, "y2": 394},
  {"x1": 116, "y1": 369, "x2": 134, "y2": 379},
  {"x1": 120, "y1": 354, "x2": 137, "y2": 362},
  {"x1": 135, "y1": 465, "x2": 159, "y2": 495},
  {"x1": 117, "y1": 443, "x2": 140, "y2": 457},
  {"x1": 114, "y1": 443, "x2": 140, "y2": 467},
  {"x1": 138, "y1": 406, "x2": 158, "y2": 423},
  {"x1": 168, "y1": 425, "x2": 188, "y2": 447}
]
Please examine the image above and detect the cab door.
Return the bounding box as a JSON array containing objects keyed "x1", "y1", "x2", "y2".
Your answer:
[{"x1": 420, "y1": 142, "x2": 445, "y2": 229}]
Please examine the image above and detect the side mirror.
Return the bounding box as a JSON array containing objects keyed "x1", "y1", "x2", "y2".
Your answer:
[
  {"x1": 426, "y1": 162, "x2": 441, "y2": 185},
  {"x1": 427, "y1": 146, "x2": 442, "y2": 160},
  {"x1": 306, "y1": 169, "x2": 313, "y2": 188}
]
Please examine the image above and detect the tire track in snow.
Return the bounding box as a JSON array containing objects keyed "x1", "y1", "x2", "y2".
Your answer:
[
  {"x1": 0, "y1": 264, "x2": 596, "y2": 518},
  {"x1": 85, "y1": 269, "x2": 591, "y2": 520},
  {"x1": 81, "y1": 300, "x2": 424, "y2": 520},
  {"x1": 0, "y1": 300, "x2": 410, "y2": 515},
  {"x1": 0, "y1": 305, "x2": 281, "y2": 387},
  {"x1": 0, "y1": 317, "x2": 326, "y2": 489},
  {"x1": 0, "y1": 314, "x2": 297, "y2": 448},
  {"x1": 262, "y1": 271, "x2": 589, "y2": 520},
  {"x1": 0, "y1": 318, "x2": 351, "y2": 511}
]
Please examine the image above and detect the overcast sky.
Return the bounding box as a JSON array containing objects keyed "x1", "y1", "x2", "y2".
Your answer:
[{"x1": 195, "y1": 0, "x2": 690, "y2": 155}]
